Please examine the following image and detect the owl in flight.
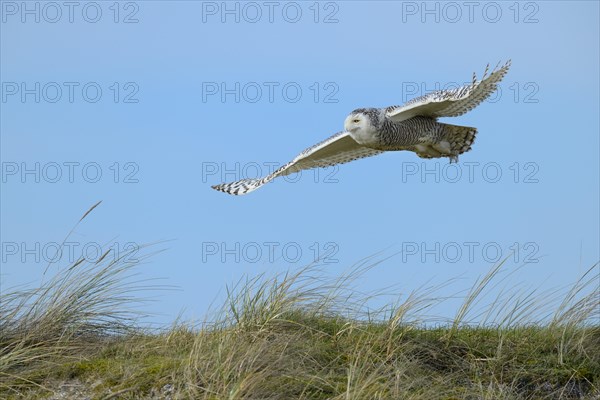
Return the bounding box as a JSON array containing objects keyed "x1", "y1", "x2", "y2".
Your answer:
[{"x1": 212, "y1": 61, "x2": 511, "y2": 195}]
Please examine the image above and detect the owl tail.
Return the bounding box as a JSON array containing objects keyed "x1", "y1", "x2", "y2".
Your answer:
[{"x1": 438, "y1": 123, "x2": 478, "y2": 161}]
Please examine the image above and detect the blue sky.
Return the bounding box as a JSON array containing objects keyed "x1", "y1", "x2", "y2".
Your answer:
[{"x1": 2, "y1": 1, "x2": 599, "y2": 325}]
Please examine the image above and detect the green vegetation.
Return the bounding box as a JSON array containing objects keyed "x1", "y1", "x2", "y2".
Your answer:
[
  {"x1": 1, "y1": 208, "x2": 598, "y2": 399},
  {"x1": 1, "y1": 255, "x2": 598, "y2": 400}
]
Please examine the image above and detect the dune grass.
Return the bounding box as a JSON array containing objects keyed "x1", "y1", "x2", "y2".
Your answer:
[
  {"x1": 1, "y1": 253, "x2": 598, "y2": 399},
  {"x1": 1, "y1": 206, "x2": 599, "y2": 399}
]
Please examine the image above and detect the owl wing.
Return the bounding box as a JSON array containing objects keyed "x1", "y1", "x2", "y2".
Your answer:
[
  {"x1": 386, "y1": 61, "x2": 511, "y2": 122},
  {"x1": 212, "y1": 131, "x2": 383, "y2": 195}
]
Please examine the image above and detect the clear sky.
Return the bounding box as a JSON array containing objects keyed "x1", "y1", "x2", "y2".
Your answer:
[{"x1": 2, "y1": 1, "x2": 599, "y2": 325}]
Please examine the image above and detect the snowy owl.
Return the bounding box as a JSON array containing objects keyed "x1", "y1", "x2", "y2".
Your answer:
[{"x1": 212, "y1": 61, "x2": 511, "y2": 195}]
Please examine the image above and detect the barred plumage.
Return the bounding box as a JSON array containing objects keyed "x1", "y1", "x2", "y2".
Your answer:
[
  {"x1": 212, "y1": 61, "x2": 510, "y2": 195},
  {"x1": 386, "y1": 61, "x2": 511, "y2": 122},
  {"x1": 211, "y1": 132, "x2": 383, "y2": 195}
]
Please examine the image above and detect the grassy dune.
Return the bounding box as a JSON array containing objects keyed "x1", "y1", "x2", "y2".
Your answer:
[{"x1": 1, "y1": 243, "x2": 598, "y2": 400}]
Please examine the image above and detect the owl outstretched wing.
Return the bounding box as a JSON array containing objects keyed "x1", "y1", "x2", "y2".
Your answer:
[
  {"x1": 386, "y1": 60, "x2": 511, "y2": 122},
  {"x1": 212, "y1": 131, "x2": 383, "y2": 195}
]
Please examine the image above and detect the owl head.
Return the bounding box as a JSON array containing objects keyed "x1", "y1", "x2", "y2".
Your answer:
[{"x1": 344, "y1": 108, "x2": 381, "y2": 145}]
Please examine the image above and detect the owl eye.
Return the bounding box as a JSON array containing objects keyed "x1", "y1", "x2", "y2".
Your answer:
[{"x1": 353, "y1": 119, "x2": 360, "y2": 123}]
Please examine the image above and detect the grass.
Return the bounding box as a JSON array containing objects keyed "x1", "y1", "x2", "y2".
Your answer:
[
  {"x1": 1, "y1": 207, "x2": 599, "y2": 399},
  {"x1": 1, "y1": 259, "x2": 598, "y2": 399}
]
